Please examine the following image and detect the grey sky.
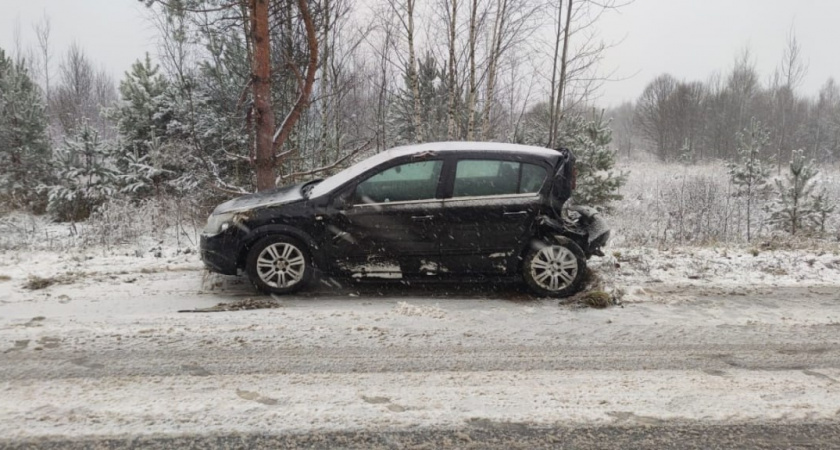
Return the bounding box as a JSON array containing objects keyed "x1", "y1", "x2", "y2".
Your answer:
[
  {"x1": 1, "y1": 0, "x2": 156, "y2": 82},
  {"x1": 2, "y1": 0, "x2": 839, "y2": 107},
  {"x1": 597, "y1": 0, "x2": 840, "y2": 106}
]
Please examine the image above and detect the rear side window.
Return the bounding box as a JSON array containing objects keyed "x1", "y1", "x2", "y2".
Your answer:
[
  {"x1": 520, "y1": 163, "x2": 548, "y2": 193},
  {"x1": 453, "y1": 160, "x2": 547, "y2": 197}
]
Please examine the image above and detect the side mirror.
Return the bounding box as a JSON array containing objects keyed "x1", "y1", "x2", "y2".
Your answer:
[{"x1": 334, "y1": 189, "x2": 353, "y2": 210}]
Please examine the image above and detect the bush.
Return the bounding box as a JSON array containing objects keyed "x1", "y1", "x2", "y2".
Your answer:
[
  {"x1": 608, "y1": 161, "x2": 840, "y2": 246},
  {"x1": 46, "y1": 124, "x2": 119, "y2": 222}
]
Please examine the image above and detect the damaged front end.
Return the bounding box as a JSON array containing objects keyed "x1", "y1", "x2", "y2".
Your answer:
[{"x1": 538, "y1": 147, "x2": 611, "y2": 258}]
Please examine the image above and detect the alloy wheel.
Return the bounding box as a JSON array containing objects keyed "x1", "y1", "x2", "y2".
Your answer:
[
  {"x1": 529, "y1": 245, "x2": 579, "y2": 292},
  {"x1": 256, "y1": 242, "x2": 306, "y2": 288}
]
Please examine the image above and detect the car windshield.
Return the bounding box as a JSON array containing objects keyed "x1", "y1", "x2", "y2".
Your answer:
[{"x1": 308, "y1": 150, "x2": 405, "y2": 198}]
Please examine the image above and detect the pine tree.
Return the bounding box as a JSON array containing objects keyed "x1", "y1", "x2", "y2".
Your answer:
[
  {"x1": 556, "y1": 110, "x2": 627, "y2": 209},
  {"x1": 727, "y1": 118, "x2": 771, "y2": 241},
  {"x1": 809, "y1": 188, "x2": 835, "y2": 234},
  {"x1": 0, "y1": 48, "x2": 51, "y2": 210},
  {"x1": 516, "y1": 101, "x2": 551, "y2": 146},
  {"x1": 117, "y1": 132, "x2": 177, "y2": 196},
  {"x1": 390, "y1": 55, "x2": 450, "y2": 144},
  {"x1": 47, "y1": 123, "x2": 120, "y2": 221},
  {"x1": 108, "y1": 54, "x2": 171, "y2": 159},
  {"x1": 766, "y1": 149, "x2": 828, "y2": 235},
  {"x1": 108, "y1": 54, "x2": 196, "y2": 197}
]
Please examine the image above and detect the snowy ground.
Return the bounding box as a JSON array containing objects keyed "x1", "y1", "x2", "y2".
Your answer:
[{"x1": 1, "y1": 239, "x2": 840, "y2": 443}]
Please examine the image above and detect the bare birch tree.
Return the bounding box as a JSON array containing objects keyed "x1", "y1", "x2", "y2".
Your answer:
[
  {"x1": 445, "y1": 0, "x2": 458, "y2": 139},
  {"x1": 773, "y1": 27, "x2": 808, "y2": 173},
  {"x1": 465, "y1": 0, "x2": 479, "y2": 140},
  {"x1": 386, "y1": 0, "x2": 424, "y2": 143},
  {"x1": 479, "y1": 0, "x2": 507, "y2": 139}
]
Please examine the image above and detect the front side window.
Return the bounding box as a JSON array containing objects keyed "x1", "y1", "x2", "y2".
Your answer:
[
  {"x1": 453, "y1": 160, "x2": 547, "y2": 197},
  {"x1": 354, "y1": 160, "x2": 443, "y2": 204}
]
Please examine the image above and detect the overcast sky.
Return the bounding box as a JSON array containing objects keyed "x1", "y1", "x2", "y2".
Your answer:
[{"x1": 2, "y1": 0, "x2": 839, "y2": 107}]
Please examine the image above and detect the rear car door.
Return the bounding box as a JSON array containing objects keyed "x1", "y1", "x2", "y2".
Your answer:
[
  {"x1": 327, "y1": 158, "x2": 444, "y2": 277},
  {"x1": 439, "y1": 157, "x2": 549, "y2": 274}
]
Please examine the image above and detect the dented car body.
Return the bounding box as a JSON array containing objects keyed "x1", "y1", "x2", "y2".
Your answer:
[{"x1": 200, "y1": 142, "x2": 609, "y2": 297}]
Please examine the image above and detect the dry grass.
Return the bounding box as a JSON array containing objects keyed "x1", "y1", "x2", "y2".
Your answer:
[
  {"x1": 579, "y1": 291, "x2": 612, "y2": 309},
  {"x1": 561, "y1": 268, "x2": 622, "y2": 309},
  {"x1": 23, "y1": 275, "x2": 61, "y2": 290},
  {"x1": 179, "y1": 297, "x2": 282, "y2": 312},
  {"x1": 22, "y1": 272, "x2": 84, "y2": 290},
  {"x1": 0, "y1": 275, "x2": 11, "y2": 282}
]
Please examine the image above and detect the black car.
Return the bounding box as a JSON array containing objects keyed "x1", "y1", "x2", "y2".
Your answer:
[{"x1": 200, "y1": 142, "x2": 609, "y2": 297}]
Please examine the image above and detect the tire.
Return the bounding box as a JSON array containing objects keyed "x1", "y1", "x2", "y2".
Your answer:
[
  {"x1": 246, "y1": 235, "x2": 313, "y2": 295},
  {"x1": 522, "y1": 236, "x2": 586, "y2": 297}
]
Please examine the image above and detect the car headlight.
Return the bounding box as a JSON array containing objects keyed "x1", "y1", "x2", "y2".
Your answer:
[{"x1": 204, "y1": 212, "x2": 236, "y2": 236}]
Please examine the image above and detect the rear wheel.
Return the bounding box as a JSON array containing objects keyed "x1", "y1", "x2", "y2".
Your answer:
[
  {"x1": 246, "y1": 236, "x2": 312, "y2": 295},
  {"x1": 522, "y1": 237, "x2": 586, "y2": 297}
]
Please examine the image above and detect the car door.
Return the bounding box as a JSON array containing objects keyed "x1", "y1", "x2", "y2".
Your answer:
[
  {"x1": 326, "y1": 158, "x2": 444, "y2": 277},
  {"x1": 438, "y1": 157, "x2": 549, "y2": 274}
]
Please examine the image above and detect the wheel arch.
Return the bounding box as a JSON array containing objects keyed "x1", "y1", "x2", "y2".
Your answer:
[
  {"x1": 515, "y1": 231, "x2": 586, "y2": 273},
  {"x1": 237, "y1": 225, "x2": 323, "y2": 270},
  {"x1": 520, "y1": 233, "x2": 587, "y2": 297}
]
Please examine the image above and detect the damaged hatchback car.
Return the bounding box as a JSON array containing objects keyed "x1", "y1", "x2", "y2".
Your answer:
[{"x1": 200, "y1": 142, "x2": 609, "y2": 297}]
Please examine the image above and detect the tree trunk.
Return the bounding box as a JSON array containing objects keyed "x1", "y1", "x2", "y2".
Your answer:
[
  {"x1": 481, "y1": 0, "x2": 508, "y2": 140},
  {"x1": 319, "y1": 0, "x2": 331, "y2": 166},
  {"x1": 446, "y1": 0, "x2": 458, "y2": 140},
  {"x1": 554, "y1": 0, "x2": 573, "y2": 146},
  {"x1": 406, "y1": 0, "x2": 423, "y2": 143},
  {"x1": 547, "y1": 0, "x2": 563, "y2": 147},
  {"x1": 465, "y1": 0, "x2": 478, "y2": 140},
  {"x1": 250, "y1": 0, "x2": 276, "y2": 192}
]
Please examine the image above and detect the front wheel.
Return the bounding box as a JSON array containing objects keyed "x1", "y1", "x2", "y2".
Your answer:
[
  {"x1": 522, "y1": 237, "x2": 586, "y2": 297},
  {"x1": 246, "y1": 236, "x2": 312, "y2": 295}
]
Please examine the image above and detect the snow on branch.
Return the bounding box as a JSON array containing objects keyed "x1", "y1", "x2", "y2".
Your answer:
[{"x1": 279, "y1": 139, "x2": 373, "y2": 183}]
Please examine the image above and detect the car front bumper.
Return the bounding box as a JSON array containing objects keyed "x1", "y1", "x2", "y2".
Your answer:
[{"x1": 200, "y1": 232, "x2": 240, "y2": 275}]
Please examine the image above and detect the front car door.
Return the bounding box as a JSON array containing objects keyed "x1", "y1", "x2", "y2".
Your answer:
[
  {"x1": 438, "y1": 156, "x2": 550, "y2": 274},
  {"x1": 326, "y1": 157, "x2": 444, "y2": 277}
]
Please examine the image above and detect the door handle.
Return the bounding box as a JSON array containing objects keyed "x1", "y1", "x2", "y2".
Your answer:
[
  {"x1": 411, "y1": 215, "x2": 434, "y2": 221},
  {"x1": 503, "y1": 211, "x2": 528, "y2": 217}
]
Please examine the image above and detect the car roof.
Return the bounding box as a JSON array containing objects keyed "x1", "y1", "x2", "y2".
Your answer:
[
  {"x1": 383, "y1": 141, "x2": 559, "y2": 158},
  {"x1": 309, "y1": 141, "x2": 559, "y2": 199}
]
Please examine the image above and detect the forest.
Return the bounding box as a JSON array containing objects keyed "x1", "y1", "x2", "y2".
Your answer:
[{"x1": 0, "y1": 0, "x2": 837, "y2": 243}]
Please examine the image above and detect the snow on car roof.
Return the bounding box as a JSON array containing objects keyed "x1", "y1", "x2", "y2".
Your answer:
[
  {"x1": 388, "y1": 141, "x2": 559, "y2": 157},
  {"x1": 309, "y1": 141, "x2": 558, "y2": 198}
]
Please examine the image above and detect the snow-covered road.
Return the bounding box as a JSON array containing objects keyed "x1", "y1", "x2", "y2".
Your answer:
[{"x1": 1, "y1": 247, "x2": 840, "y2": 446}]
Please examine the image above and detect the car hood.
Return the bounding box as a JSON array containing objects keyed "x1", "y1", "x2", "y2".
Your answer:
[{"x1": 212, "y1": 183, "x2": 307, "y2": 214}]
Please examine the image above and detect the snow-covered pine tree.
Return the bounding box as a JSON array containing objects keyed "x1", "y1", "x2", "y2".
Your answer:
[
  {"x1": 108, "y1": 53, "x2": 171, "y2": 159},
  {"x1": 765, "y1": 149, "x2": 827, "y2": 235},
  {"x1": 108, "y1": 54, "x2": 196, "y2": 197},
  {"x1": 389, "y1": 55, "x2": 450, "y2": 145},
  {"x1": 726, "y1": 118, "x2": 771, "y2": 242},
  {"x1": 117, "y1": 132, "x2": 177, "y2": 196},
  {"x1": 514, "y1": 101, "x2": 551, "y2": 147},
  {"x1": 47, "y1": 123, "x2": 120, "y2": 221},
  {"x1": 0, "y1": 48, "x2": 51, "y2": 210},
  {"x1": 556, "y1": 110, "x2": 627, "y2": 209},
  {"x1": 808, "y1": 188, "x2": 835, "y2": 235}
]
